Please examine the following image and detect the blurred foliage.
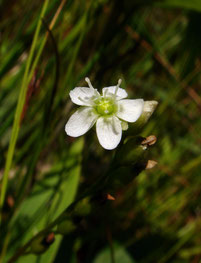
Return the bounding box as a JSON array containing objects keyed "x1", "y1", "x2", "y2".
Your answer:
[{"x1": 1, "y1": 0, "x2": 201, "y2": 262}]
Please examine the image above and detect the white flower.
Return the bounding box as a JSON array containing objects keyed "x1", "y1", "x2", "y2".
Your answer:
[{"x1": 65, "y1": 78, "x2": 144, "y2": 150}]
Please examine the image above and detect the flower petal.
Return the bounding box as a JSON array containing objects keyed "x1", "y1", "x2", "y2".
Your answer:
[
  {"x1": 102, "y1": 86, "x2": 128, "y2": 100},
  {"x1": 65, "y1": 107, "x2": 98, "y2": 137},
  {"x1": 116, "y1": 99, "x2": 144, "y2": 122},
  {"x1": 70, "y1": 87, "x2": 100, "y2": 106},
  {"x1": 96, "y1": 116, "x2": 122, "y2": 150}
]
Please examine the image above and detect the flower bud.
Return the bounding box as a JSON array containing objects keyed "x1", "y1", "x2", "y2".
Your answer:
[
  {"x1": 57, "y1": 219, "x2": 76, "y2": 235},
  {"x1": 140, "y1": 101, "x2": 158, "y2": 122},
  {"x1": 106, "y1": 135, "x2": 157, "y2": 192},
  {"x1": 73, "y1": 197, "x2": 91, "y2": 217},
  {"x1": 127, "y1": 100, "x2": 158, "y2": 135},
  {"x1": 114, "y1": 136, "x2": 146, "y2": 167},
  {"x1": 30, "y1": 232, "x2": 55, "y2": 254}
]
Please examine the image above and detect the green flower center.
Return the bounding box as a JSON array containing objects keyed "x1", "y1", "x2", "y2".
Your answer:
[{"x1": 96, "y1": 98, "x2": 116, "y2": 116}]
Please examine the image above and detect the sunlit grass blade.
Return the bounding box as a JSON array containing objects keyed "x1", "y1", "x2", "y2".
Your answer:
[{"x1": 0, "y1": 0, "x2": 50, "y2": 224}]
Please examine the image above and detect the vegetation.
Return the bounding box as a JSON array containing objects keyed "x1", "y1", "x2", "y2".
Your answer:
[{"x1": 1, "y1": 0, "x2": 201, "y2": 262}]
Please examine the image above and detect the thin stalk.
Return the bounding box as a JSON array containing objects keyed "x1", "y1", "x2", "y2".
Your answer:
[
  {"x1": 0, "y1": 231, "x2": 11, "y2": 263},
  {"x1": 0, "y1": 0, "x2": 50, "y2": 224},
  {"x1": 60, "y1": 11, "x2": 88, "y2": 95},
  {"x1": 27, "y1": 0, "x2": 66, "y2": 87},
  {"x1": 16, "y1": 17, "x2": 61, "y2": 204},
  {"x1": 107, "y1": 227, "x2": 115, "y2": 263},
  {"x1": 0, "y1": 3, "x2": 65, "y2": 259}
]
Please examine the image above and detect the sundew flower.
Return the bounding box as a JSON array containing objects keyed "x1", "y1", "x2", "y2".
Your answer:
[{"x1": 65, "y1": 78, "x2": 144, "y2": 150}]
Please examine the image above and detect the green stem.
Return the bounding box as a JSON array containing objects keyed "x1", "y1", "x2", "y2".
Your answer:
[
  {"x1": 27, "y1": 0, "x2": 66, "y2": 91},
  {"x1": 0, "y1": 0, "x2": 49, "y2": 225},
  {"x1": 60, "y1": 12, "x2": 88, "y2": 96}
]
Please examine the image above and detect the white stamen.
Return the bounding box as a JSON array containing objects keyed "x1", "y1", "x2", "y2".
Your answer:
[
  {"x1": 94, "y1": 89, "x2": 100, "y2": 98},
  {"x1": 114, "y1": 79, "x2": 122, "y2": 96},
  {"x1": 85, "y1": 77, "x2": 94, "y2": 90}
]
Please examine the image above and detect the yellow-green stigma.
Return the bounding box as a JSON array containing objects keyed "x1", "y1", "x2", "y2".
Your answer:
[{"x1": 96, "y1": 98, "x2": 116, "y2": 116}]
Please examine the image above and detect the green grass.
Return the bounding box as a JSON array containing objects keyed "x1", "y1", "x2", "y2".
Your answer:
[{"x1": 1, "y1": 0, "x2": 201, "y2": 262}]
